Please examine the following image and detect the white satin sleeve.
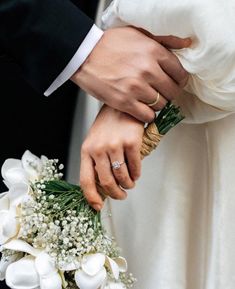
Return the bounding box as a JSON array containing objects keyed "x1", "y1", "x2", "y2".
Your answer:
[{"x1": 102, "y1": 0, "x2": 235, "y2": 124}]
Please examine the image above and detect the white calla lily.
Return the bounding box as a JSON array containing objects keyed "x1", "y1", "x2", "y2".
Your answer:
[
  {"x1": 40, "y1": 155, "x2": 48, "y2": 165},
  {"x1": 81, "y1": 253, "x2": 106, "y2": 276},
  {"x1": 1, "y1": 151, "x2": 46, "y2": 188},
  {"x1": 0, "y1": 209, "x2": 20, "y2": 245},
  {"x1": 40, "y1": 272, "x2": 62, "y2": 289},
  {"x1": 74, "y1": 254, "x2": 127, "y2": 289},
  {"x1": 0, "y1": 193, "x2": 9, "y2": 210},
  {"x1": 35, "y1": 252, "x2": 57, "y2": 277},
  {"x1": 1, "y1": 159, "x2": 28, "y2": 187},
  {"x1": 105, "y1": 257, "x2": 120, "y2": 280},
  {"x1": 2, "y1": 239, "x2": 42, "y2": 257},
  {"x1": 35, "y1": 252, "x2": 62, "y2": 289},
  {"x1": 8, "y1": 183, "x2": 29, "y2": 207},
  {"x1": 3, "y1": 242, "x2": 62, "y2": 289},
  {"x1": 75, "y1": 267, "x2": 107, "y2": 289},
  {"x1": 0, "y1": 183, "x2": 29, "y2": 244},
  {"x1": 6, "y1": 255, "x2": 40, "y2": 289},
  {"x1": 113, "y1": 257, "x2": 127, "y2": 273},
  {"x1": 21, "y1": 151, "x2": 43, "y2": 182}
]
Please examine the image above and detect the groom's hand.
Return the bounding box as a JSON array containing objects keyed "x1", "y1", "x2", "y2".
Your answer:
[{"x1": 71, "y1": 27, "x2": 189, "y2": 123}]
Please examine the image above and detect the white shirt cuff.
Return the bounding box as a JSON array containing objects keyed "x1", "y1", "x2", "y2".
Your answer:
[{"x1": 44, "y1": 24, "x2": 104, "y2": 96}]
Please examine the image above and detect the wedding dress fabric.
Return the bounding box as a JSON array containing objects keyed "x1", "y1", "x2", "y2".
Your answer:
[{"x1": 68, "y1": 1, "x2": 235, "y2": 288}]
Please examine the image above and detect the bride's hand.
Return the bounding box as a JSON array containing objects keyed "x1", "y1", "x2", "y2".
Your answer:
[{"x1": 80, "y1": 105, "x2": 145, "y2": 211}]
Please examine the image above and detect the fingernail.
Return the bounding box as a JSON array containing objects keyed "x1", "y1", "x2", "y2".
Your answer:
[{"x1": 93, "y1": 203, "x2": 102, "y2": 211}]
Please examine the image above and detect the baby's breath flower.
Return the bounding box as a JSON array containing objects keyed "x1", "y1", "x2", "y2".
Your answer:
[{"x1": 16, "y1": 157, "x2": 135, "y2": 288}]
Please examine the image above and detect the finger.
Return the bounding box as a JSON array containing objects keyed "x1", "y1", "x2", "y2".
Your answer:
[
  {"x1": 138, "y1": 86, "x2": 167, "y2": 111},
  {"x1": 135, "y1": 27, "x2": 192, "y2": 49},
  {"x1": 153, "y1": 35, "x2": 192, "y2": 49},
  {"x1": 124, "y1": 141, "x2": 142, "y2": 182},
  {"x1": 80, "y1": 151, "x2": 103, "y2": 211},
  {"x1": 109, "y1": 147, "x2": 135, "y2": 189},
  {"x1": 127, "y1": 100, "x2": 155, "y2": 123},
  {"x1": 158, "y1": 50, "x2": 189, "y2": 87},
  {"x1": 94, "y1": 152, "x2": 127, "y2": 200},
  {"x1": 150, "y1": 66, "x2": 182, "y2": 101}
]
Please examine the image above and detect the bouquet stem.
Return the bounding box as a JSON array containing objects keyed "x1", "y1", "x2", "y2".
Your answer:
[{"x1": 140, "y1": 102, "x2": 184, "y2": 159}]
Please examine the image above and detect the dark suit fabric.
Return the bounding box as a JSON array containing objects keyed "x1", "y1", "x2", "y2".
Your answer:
[
  {"x1": 0, "y1": 0, "x2": 94, "y2": 94},
  {"x1": 0, "y1": 1, "x2": 98, "y2": 288}
]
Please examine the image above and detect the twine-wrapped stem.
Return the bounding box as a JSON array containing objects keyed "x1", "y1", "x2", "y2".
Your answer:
[{"x1": 140, "y1": 122, "x2": 163, "y2": 159}]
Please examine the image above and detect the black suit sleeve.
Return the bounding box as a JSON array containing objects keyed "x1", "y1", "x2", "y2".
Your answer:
[{"x1": 0, "y1": 0, "x2": 94, "y2": 94}]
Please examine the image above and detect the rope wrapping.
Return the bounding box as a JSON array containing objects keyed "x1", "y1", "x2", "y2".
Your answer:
[{"x1": 140, "y1": 122, "x2": 163, "y2": 159}]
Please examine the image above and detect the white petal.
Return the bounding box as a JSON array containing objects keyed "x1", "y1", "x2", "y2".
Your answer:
[
  {"x1": 35, "y1": 252, "x2": 57, "y2": 277},
  {"x1": 1, "y1": 159, "x2": 28, "y2": 186},
  {"x1": 1, "y1": 159, "x2": 22, "y2": 178},
  {"x1": 0, "y1": 253, "x2": 23, "y2": 281},
  {"x1": 8, "y1": 183, "x2": 29, "y2": 207},
  {"x1": 0, "y1": 210, "x2": 19, "y2": 244},
  {"x1": 41, "y1": 155, "x2": 48, "y2": 165},
  {"x1": 40, "y1": 272, "x2": 62, "y2": 289},
  {"x1": 75, "y1": 267, "x2": 107, "y2": 289},
  {"x1": 105, "y1": 257, "x2": 120, "y2": 280},
  {"x1": 113, "y1": 257, "x2": 128, "y2": 273},
  {"x1": 81, "y1": 253, "x2": 106, "y2": 276},
  {"x1": 22, "y1": 151, "x2": 42, "y2": 181},
  {"x1": 0, "y1": 193, "x2": 10, "y2": 210},
  {"x1": 5, "y1": 255, "x2": 40, "y2": 289},
  {"x1": 3, "y1": 240, "x2": 41, "y2": 257}
]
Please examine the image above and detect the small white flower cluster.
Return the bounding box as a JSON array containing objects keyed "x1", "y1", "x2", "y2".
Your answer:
[
  {"x1": 40, "y1": 159, "x2": 64, "y2": 182},
  {"x1": 0, "y1": 151, "x2": 136, "y2": 289}
]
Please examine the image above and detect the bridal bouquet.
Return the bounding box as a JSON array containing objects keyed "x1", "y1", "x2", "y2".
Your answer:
[
  {"x1": 0, "y1": 103, "x2": 184, "y2": 289},
  {"x1": 0, "y1": 151, "x2": 134, "y2": 289}
]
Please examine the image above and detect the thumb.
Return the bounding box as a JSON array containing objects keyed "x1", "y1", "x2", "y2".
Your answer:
[{"x1": 153, "y1": 35, "x2": 192, "y2": 49}]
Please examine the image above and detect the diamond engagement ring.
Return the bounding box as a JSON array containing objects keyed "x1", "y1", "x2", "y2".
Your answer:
[{"x1": 111, "y1": 161, "x2": 125, "y2": 170}]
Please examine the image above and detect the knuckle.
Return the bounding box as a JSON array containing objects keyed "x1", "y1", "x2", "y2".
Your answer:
[
  {"x1": 116, "y1": 173, "x2": 130, "y2": 186},
  {"x1": 127, "y1": 78, "x2": 141, "y2": 93},
  {"x1": 124, "y1": 138, "x2": 136, "y2": 149},
  {"x1": 148, "y1": 43, "x2": 159, "y2": 55},
  {"x1": 108, "y1": 141, "x2": 121, "y2": 153},
  {"x1": 140, "y1": 62, "x2": 154, "y2": 79},
  {"x1": 81, "y1": 143, "x2": 90, "y2": 155},
  {"x1": 101, "y1": 179, "x2": 114, "y2": 190},
  {"x1": 92, "y1": 144, "x2": 105, "y2": 157},
  {"x1": 122, "y1": 179, "x2": 135, "y2": 189},
  {"x1": 116, "y1": 94, "x2": 127, "y2": 106},
  {"x1": 159, "y1": 53, "x2": 171, "y2": 64},
  {"x1": 154, "y1": 45, "x2": 166, "y2": 59}
]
